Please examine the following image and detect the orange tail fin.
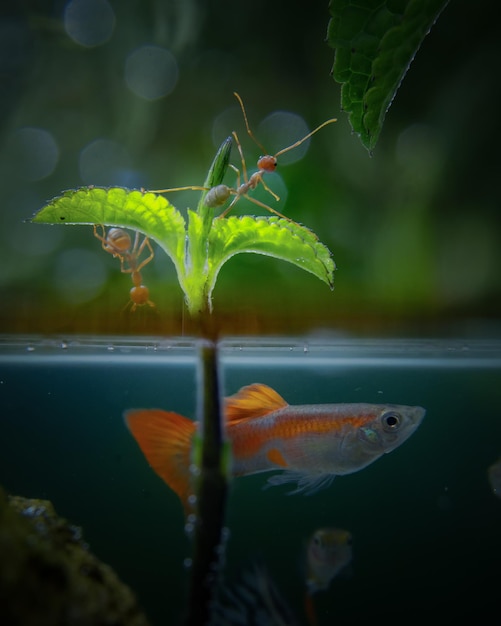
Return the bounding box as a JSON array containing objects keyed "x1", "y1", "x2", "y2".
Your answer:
[{"x1": 124, "y1": 409, "x2": 196, "y2": 512}]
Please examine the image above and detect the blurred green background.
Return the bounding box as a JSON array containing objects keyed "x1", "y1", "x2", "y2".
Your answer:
[{"x1": 0, "y1": 0, "x2": 499, "y2": 337}]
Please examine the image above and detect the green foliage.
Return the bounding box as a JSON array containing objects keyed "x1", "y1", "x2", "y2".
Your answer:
[
  {"x1": 32, "y1": 140, "x2": 335, "y2": 317},
  {"x1": 31, "y1": 186, "x2": 187, "y2": 276},
  {"x1": 327, "y1": 0, "x2": 449, "y2": 152}
]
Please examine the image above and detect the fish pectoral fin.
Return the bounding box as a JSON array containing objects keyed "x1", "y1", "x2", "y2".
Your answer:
[
  {"x1": 265, "y1": 471, "x2": 336, "y2": 495},
  {"x1": 225, "y1": 383, "x2": 288, "y2": 424}
]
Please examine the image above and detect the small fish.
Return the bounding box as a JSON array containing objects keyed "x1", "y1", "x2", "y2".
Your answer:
[
  {"x1": 302, "y1": 527, "x2": 353, "y2": 626},
  {"x1": 487, "y1": 456, "x2": 501, "y2": 498},
  {"x1": 124, "y1": 383, "x2": 425, "y2": 511},
  {"x1": 305, "y1": 527, "x2": 353, "y2": 594}
]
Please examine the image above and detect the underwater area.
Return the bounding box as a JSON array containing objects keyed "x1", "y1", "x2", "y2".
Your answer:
[{"x1": 1, "y1": 335, "x2": 500, "y2": 625}]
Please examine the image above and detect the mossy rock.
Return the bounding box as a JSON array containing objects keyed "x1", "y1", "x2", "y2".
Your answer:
[{"x1": 0, "y1": 486, "x2": 150, "y2": 626}]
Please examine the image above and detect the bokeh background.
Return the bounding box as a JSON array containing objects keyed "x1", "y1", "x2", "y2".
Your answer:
[{"x1": 0, "y1": 0, "x2": 499, "y2": 337}]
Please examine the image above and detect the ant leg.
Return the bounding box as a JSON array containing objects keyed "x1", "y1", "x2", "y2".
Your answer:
[
  {"x1": 93, "y1": 224, "x2": 109, "y2": 250},
  {"x1": 242, "y1": 193, "x2": 298, "y2": 224},
  {"x1": 255, "y1": 173, "x2": 280, "y2": 203},
  {"x1": 135, "y1": 237, "x2": 155, "y2": 273},
  {"x1": 130, "y1": 230, "x2": 140, "y2": 256},
  {"x1": 117, "y1": 257, "x2": 132, "y2": 274},
  {"x1": 218, "y1": 188, "x2": 291, "y2": 222},
  {"x1": 229, "y1": 163, "x2": 241, "y2": 189},
  {"x1": 218, "y1": 193, "x2": 242, "y2": 219},
  {"x1": 148, "y1": 185, "x2": 209, "y2": 194}
]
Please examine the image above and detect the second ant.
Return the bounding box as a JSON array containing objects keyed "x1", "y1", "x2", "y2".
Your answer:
[{"x1": 93, "y1": 225, "x2": 156, "y2": 313}]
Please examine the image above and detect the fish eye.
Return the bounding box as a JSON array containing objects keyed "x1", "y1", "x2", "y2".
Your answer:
[{"x1": 381, "y1": 411, "x2": 402, "y2": 431}]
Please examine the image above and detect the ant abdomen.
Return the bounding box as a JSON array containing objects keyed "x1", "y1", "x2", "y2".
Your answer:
[{"x1": 204, "y1": 185, "x2": 231, "y2": 208}]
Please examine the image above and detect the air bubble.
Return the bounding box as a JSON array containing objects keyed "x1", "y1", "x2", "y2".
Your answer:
[{"x1": 189, "y1": 464, "x2": 201, "y2": 477}]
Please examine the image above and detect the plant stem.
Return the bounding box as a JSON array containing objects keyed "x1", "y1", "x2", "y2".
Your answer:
[
  {"x1": 182, "y1": 138, "x2": 233, "y2": 624},
  {"x1": 182, "y1": 338, "x2": 228, "y2": 626}
]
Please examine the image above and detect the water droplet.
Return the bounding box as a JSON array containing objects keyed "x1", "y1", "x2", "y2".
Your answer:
[{"x1": 183, "y1": 557, "x2": 192, "y2": 569}]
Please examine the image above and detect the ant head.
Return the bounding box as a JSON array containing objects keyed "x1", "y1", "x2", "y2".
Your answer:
[
  {"x1": 257, "y1": 155, "x2": 277, "y2": 173},
  {"x1": 130, "y1": 284, "x2": 150, "y2": 305}
]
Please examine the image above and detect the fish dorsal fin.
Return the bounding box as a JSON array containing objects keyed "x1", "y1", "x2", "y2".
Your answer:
[{"x1": 225, "y1": 383, "x2": 288, "y2": 424}]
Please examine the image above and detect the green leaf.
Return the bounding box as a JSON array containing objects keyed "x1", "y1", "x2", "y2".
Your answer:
[
  {"x1": 197, "y1": 135, "x2": 233, "y2": 217},
  {"x1": 31, "y1": 186, "x2": 187, "y2": 279},
  {"x1": 327, "y1": 0, "x2": 449, "y2": 152},
  {"x1": 205, "y1": 215, "x2": 335, "y2": 303},
  {"x1": 30, "y1": 144, "x2": 336, "y2": 317}
]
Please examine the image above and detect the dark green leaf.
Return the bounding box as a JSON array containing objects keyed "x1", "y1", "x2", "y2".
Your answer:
[{"x1": 327, "y1": 0, "x2": 449, "y2": 152}]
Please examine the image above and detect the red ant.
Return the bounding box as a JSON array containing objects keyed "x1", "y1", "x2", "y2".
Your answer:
[
  {"x1": 93, "y1": 225, "x2": 155, "y2": 312},
  {"x1": 151, "y1": 92, "x2": 336, "y2": 221}
]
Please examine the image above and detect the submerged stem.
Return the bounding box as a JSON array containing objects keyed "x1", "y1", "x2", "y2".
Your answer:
[{"x1": 183, "y1": 339, "x2": 228, "y2": 626}]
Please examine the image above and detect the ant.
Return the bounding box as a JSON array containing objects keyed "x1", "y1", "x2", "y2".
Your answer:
[
  {"x1": 151, "y1": 92, "x2": 336, "y2": 221},
  {"x1": 93, "y1": 225, "x2": 155, "y2": 312}
]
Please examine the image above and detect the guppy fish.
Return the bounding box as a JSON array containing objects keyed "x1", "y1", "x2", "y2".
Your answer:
[
  {"x1": 305, "y1": 527, "x2": 353, "y2": 595},
  {"x1": 303, "y1": 527, "x2": 353, "y2": 626},
  {"x1": 124, "y1": 383, "x2": 425, "y2": 510}
]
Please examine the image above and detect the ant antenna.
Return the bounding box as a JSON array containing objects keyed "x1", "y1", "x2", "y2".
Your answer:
[
  {"x1": 233, "y1": 91, "x2": 337, "y2": 160},
  {"x1": 233, "y1": 91, "x2": 268, "y2": 155}
]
